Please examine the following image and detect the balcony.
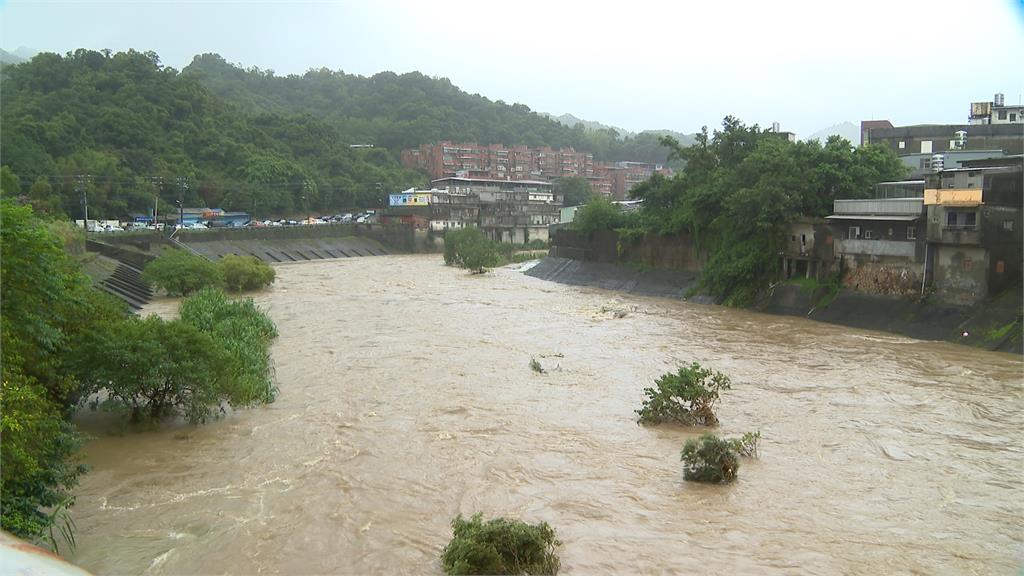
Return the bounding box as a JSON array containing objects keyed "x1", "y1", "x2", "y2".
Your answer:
[
  {"x1": 924, "y1": 188, "x2": 983, "y2": 207},
  {"x1": 832, "y1": 198, "x2": 924, "y2": 217},
  {"x1": 835, "y1": 238, "x2": 916, "y2": 258}
]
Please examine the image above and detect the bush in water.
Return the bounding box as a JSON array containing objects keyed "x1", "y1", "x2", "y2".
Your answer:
[
  {"x1": 219, "y1": 254, "x2": 275, "y2": 292},
  {"x1": 680, "y1": 434, "x2": 739, "y2": 484},
  {"x1": 444, "y1": 227, "x2": 501, "y2": 273},
  {"x1": 143, "y1": 249, "x2": 223, "y2": 296},
  {"x1": 636, "y1": 362, "x2": 731, "y2": 426},
  {"x1": 441, "y1": 513, "x2": 561, "y2": 575}
]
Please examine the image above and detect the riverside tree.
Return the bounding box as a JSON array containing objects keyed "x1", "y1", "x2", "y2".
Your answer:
[
  {"x1": 443, "y1": 227, "x2": 501, "y2": 273},
  {"x1": 619, "y1": 117, "x2": 907, "y2": 305},
  {"x1": 143, "y1": 249, "x2": 224, "y2": 296},
  {"x1": 0, "y1": 200, "x2": 122, "y2": 544}
]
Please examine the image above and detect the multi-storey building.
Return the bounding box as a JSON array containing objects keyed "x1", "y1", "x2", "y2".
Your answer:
[
  {"x1": 430, "y1": 177, "x2": 560, "y2": 244},
  {"x1": 859, "y1": 93, "x2": 1024, "y2": 176},
  {"x1": 402, "y1": 142, "x2": 670, "y2": 201}
]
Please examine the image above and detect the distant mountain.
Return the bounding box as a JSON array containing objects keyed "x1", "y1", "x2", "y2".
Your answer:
[
  {"x1": 640, "y1": 129, "x2": 697, "y2": 148},
  {"x1": 0, "y1": 49, "x2": 26, "y2": 65},
  {"x1": 13, "y1": 46, "x2": 38, "y2": 60},
  {"x1": 804, "y1": 121, "x2": 859, "y2": 145},
  {"x1": 543, "y1": 113, "x2": 635, "y2": 137}
]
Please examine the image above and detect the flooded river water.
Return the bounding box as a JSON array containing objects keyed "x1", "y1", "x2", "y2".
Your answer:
[{"x1": 68, "y1": 255, "x2": 1022, "y2": 574}]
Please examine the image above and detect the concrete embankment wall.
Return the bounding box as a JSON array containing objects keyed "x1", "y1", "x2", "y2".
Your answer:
[{"x1": 544, "y1": 227, "x2": 1021, "y2": 353}]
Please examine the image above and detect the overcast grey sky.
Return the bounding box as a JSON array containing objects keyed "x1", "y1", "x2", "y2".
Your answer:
[{"x1": 2, "y1": 0, "x2": 1023, "y2": 138}]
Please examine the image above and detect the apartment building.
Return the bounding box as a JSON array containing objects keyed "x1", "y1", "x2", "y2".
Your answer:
[
  {"x1": 430, "y1": 177, "x2": 561, "y2": 244},
  {"x1": 402, "y1": 142, "x2": 671, "y2": 201}
]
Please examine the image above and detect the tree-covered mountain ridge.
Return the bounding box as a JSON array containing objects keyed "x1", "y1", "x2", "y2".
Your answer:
[
  {"x1": 1, "y1": 49, "x2": 691, "y2": 220},
  {"x1": 181, "y1": 53, "x2": 688, "y2": 163}
]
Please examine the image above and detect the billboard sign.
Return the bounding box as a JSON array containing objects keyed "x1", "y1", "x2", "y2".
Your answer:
[{"x1": 389, "y1": 193, "x2": 431, "y2": 206}]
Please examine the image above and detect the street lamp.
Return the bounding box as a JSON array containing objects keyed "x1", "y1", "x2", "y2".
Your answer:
[
  {"x1": 301, "y1": 195, "x2": 308, "y2": 224},
  {"x1": 175, "y1": 199, "x2": 183, "y2": 231}
]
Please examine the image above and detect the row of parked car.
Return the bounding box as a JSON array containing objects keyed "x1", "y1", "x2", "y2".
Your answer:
[{"x1": 251, "y1": 211, "x2": 377, "y2": 227}]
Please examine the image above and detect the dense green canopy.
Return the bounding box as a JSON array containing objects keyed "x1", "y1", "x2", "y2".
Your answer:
[
  {"x1": 2, "y1": 49, "x2": 684, "y2": 221},
  {"x1": 623, "y1": 116, "x2": 907, "y2": 304},
  {"x1": 0, "y1": 49, "x2": 425, "y2": 219}
]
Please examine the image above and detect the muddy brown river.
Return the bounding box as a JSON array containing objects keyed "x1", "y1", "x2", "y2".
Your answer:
[{"x1": 67, "y1": 255, "x2": 1022, "y2": 574}]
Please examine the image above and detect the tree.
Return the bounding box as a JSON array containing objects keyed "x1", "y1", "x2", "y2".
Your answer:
[
  {"x1": 143, "y1": 249, "x2": 224, "y2": 296},
  {"x1": 572, "y1": 197, "x2": 624, "y2": 237},
  {"x1": 76, "y1": 315, "x2": 233, "y2": 423},
  {"x1": 0, "y1": 200, "x2": 120, "y2": 544},
  {"x1": 553, "y1": 176, "x2": 594, "y2": 207},
  {"x1": 625, "y1": 117, "x2": 907, "y2": 305},
  {"x1": 0, "y1": 165, "x2": 20, "y2": 196},
  {"x1": 441, "y1": 514, "x2": 561, "y2": 575},
  {"x1": 444, "y1": 227, "x2": 501, "y2": 273},
  {"x1": 219, "y1": 254, "x2": 276, "y2": 292},
  {"x1": 636, "y1": 363, "x2": 731, "y2": 426},
  {"x1": 179, "y1": 288, "x2": 278, "y2": 407}
]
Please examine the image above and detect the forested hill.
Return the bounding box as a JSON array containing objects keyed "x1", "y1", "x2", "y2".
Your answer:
[
  {"x1": 1, "y1": 49, "x2": 684, "y2": 220},
  {"x1": 0, "y1": 49, "x2": 426, "y2": 218},
  {"x1": 182, "y1": 54, "x2": 682, "y2": 164}
]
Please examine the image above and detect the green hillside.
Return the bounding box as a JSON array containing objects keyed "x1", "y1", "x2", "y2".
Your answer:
[
  {"x1": 1, "y1": 49, "x2": 684, "y2": 220},
  {"x1": 182, "y1": 53, "x2": 682, "y2": 164},
  {"x1": 1, "y1": 49, "x2": 425, "y2": 219}
]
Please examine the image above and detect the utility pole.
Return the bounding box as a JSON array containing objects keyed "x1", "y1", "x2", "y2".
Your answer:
[
  {"x1": 303, "y1": 180, "x2": 312, "y2": 223},
  {"x1": 76, "y1": 174, "x2": 92, "y2": 230},
  {"x1": 149, "y1": 176, "x2": 164, "y2": 228},
  {"x1": 176, "y1": 176, "x2": 189, "y2": 230}
]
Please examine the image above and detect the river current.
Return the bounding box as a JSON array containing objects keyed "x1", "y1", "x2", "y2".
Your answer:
[{"x1": 68, "y1": 255, "x2": 1023, "y2": 574}]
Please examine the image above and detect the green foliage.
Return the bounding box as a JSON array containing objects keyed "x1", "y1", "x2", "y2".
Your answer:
[
  {"x1": 75, "y1": 288, "x2": 278, "y2": 423},
  {"x1": 219, "y1": 254, "x2": 276, "y2": 292},
  {"x1": 1, "y1": 49, "x2": 425, "y2": 219},
  {"x1": 630, "y1": 118, "x2": 907, "y2": 304},
  {"x1": 179, "y1": 288, "x2": 278, "y2": 407},
  {"x1": 76, "y1": 315, "x2": 232, "y2": 423},
  {"x1": 143, "y1": 249, "x2": 224, "y2": 296},
  {"x1": 572, "y1": 197, "x2": 626, "y2": 237},
  {"x1": 441, "y1": 514, "x2": 561, "y2": 575},
  {"x1": 0, "y1": 200, "x2": 121, "y2": 544},
  {"x1": 726, "y1": 431, "x2": 761, "y2": 458},
  {"x1": 0, "y1": 165, "x2": 20, "y2": 195},
  {"x1": 0, "y1": 365, "x2": 86, "y2": 544},
  {"x1": 680, "y1": 434, "x2": 739, "y2": 484},
  {"x1": 444, "y1": 227, "x2": 501, "y2": 273},
  {"x1": 554, "y1": 176, "x2": 594, "y2": 207},
  {"x1": 636, "y1": 363, "x2": 731, "y2": 426}
]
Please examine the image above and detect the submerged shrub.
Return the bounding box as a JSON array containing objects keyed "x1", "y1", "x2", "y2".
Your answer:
[
  {"x1": 180, "y1": 288, "x2": 278, "y2": 406},
  {"x1": 441, "y1": 513, "x2": 560, "y2": 575},
  {"x1": 727, "y1": 431, "x2": 761, "y2": 458},
  {"x1": 143, "y1": 249, "x2": 224, "y2": 296},
  {"x1": 444, "y1": 228, "x2": 501, "y2": 273},
  {"x1": 219, "y1": 254, "x2": 275, "y2": 292},
  {"x1": 636, "y1": 362, "x2": 731, "y2": 426},
  {"x1": 681, "y1": 434, "x2": 739, "y2": 484}
]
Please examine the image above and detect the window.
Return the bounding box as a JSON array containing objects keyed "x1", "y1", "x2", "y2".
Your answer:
[
  {"x1": 1012, "y1": 113, "x2": 1018, "y2": 122},
  {"x1": 1004, "y1": 220, "x2": 1014, "y2": 231},
  {"x1": 848, "y1": 226, "x2": 859, "y2": 239},
  {"x1": 863, "y1": 229, "x2": 873, "y2": 239},
  {"x1": 964, "y1": 212, "x2": 976, "y2": 227},
  {"x1": 947, "y1": 211, "x2": 957, "y2": 226},
  {"x1": 921, "y1": 140, "x2": 933, "y2": 154},
  {"x1": 907, "y1": 226, "x2": 917, "y2": 240},
  {"x1": 898, "y1": 141, "x2": 906, "y2": 149},
  {"x1": 998, "y1": 110, "x2": 1007, "y2": 120}
]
